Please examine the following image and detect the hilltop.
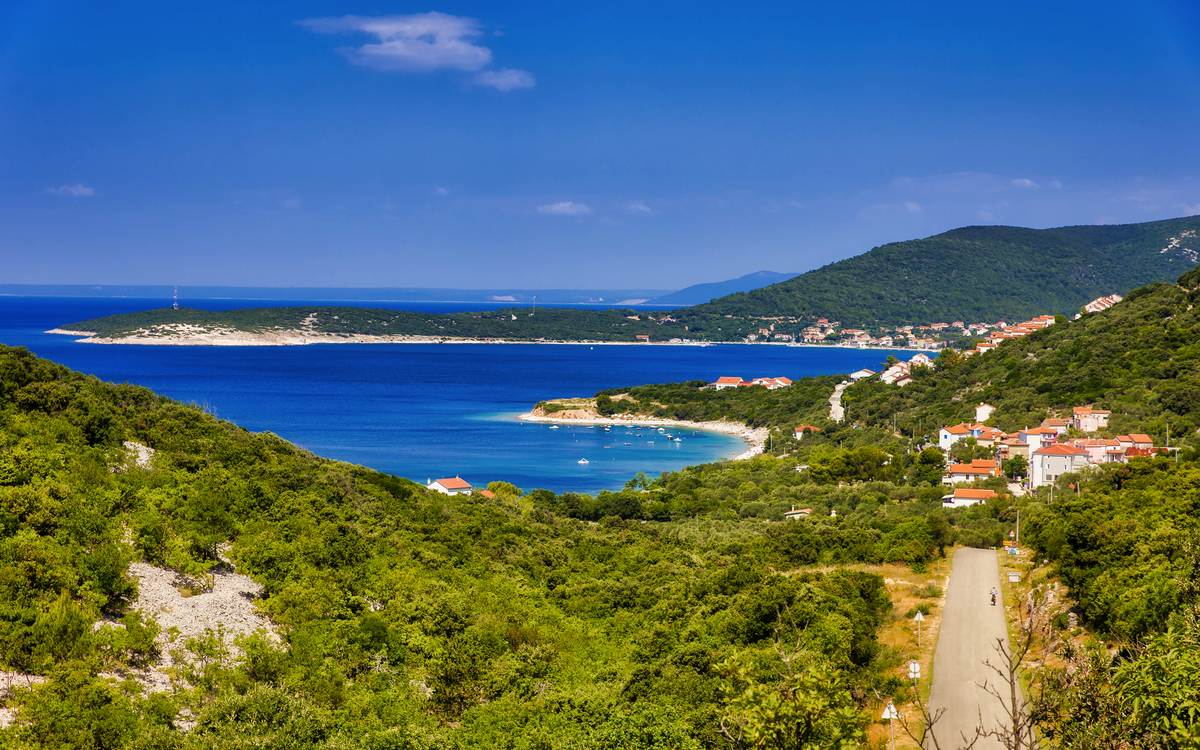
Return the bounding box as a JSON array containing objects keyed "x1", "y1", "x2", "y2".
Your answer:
[
  {"x1": 50, "y1": 215, "x2": 1200, "y2": 345},
  {"x1": 689, "y1": 216, "x2": 1200, "y2": 326}
]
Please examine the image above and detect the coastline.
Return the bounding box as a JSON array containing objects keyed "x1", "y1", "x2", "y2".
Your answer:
[
  {"x1": 516, "y1": 411, "x2": 769, "y2": 461},
  {"x1": 44, "y1": 328, "x2": 926, "y2": 353}
]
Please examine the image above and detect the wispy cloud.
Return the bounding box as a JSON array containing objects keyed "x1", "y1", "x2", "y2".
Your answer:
[
  {"x1": 1011, "y1": 178, "x2": 1063, "y2": 190},
  {"x1": 45, "y1": 184, "x2": 95, "y2": 197},
  {"x1": 278, "y1": 198, "x2": 301, "y2": 210},
  {"x1": 299, "y1": 12, "x2": 534, "y2": 91},
  {"x1": 626, "y1": 202, "x2": 653, "y2": 215},
  {"x1": 1182, "y1": 203, "x2": 1200, "y2": 217},
  {"x1": 434, "y1": 186, "x2": 450, "y2": 196},
  {"x1": 537, "y1": 201, "x2": 592, "y2": 216},
  {"x1": 474, "y1": 69, "x2": 535, "y2": 92}
]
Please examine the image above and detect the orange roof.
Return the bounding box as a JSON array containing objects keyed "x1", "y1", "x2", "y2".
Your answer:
[
  {"x1": 794, "y1": 425, "x2": 821, "y2": 432},
  {"x1": 1129, "y1": 434, "x2": 1153, "y2": 443},
  {"x1": 714, "y1": 376, "x2": 744, "y2": 384},
  {"x1": 952, "y1": 489, "x2": 996, "y2": 499},
  {"x1": 969, "y1": 459, "x2": 997, "y2": 468},
  {"x1": 479, "y1": 490, "x2": 496, "y2": 498},
  {"x1": 944, "y1": 424, "x2": 971, "y2": 434},
  {"x1": 1032, "y1": 444, "x2": 1088, "y2": 456},
  {"x1": 434, "y1": 476, "x2": 472, "y2": 489},
  {"x1": 946, "y1": 463, "x2": 996, "y2": 474}
]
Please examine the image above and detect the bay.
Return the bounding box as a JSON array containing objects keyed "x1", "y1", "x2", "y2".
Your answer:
[{"x1": 0, "y1": 296, "x2": 906, "y2": 493}]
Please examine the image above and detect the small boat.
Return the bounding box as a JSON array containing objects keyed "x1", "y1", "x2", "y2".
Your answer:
[
  {"x1": 624, "y1": 442, "x2": 631, "y2": 446},
  {"x1": 549, "y1": 425, "x2": 559, "y2": 429},
  {"x1": 647, "y1": 441, "x2": 655, "y2": 444},
  {"x1": 578, "y1": 458, "x2": 589, "y2": 464}
]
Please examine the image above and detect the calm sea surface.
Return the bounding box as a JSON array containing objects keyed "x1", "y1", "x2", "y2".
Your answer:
[{"x1": 0, "y1": 297, "x2": 905, "y2": 493}]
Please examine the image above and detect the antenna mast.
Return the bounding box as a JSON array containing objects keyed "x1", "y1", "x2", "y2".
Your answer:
[{"x1": 173, "y1": 287, "x2": 179, "y2": 310}]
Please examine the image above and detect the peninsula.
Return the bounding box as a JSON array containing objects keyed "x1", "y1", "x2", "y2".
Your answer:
[{"x1": 50, "y1": 216, "x2": 1200, "y2": 347}]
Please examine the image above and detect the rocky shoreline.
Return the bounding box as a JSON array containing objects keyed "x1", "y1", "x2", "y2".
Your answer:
[{"x1": 45, "y1": 327, "x2": 922, "y2": 352}]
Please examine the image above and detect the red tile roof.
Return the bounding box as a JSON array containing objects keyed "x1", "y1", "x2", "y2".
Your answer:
[{"x1": 434, "y1": 476, "x2": 472, "y2": 489}]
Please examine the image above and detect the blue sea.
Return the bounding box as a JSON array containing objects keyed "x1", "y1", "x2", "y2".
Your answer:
[{"x1": 0, "y1": 296, "x2": 906, "y2": 493}]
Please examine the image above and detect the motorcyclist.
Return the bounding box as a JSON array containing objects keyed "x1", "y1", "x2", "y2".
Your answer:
[{"x1": 990, "y1": 586, "x2": 997, "y2": 605}]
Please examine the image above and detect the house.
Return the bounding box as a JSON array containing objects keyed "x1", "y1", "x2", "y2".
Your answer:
[
  {"x1": 1067, "y1": 438, "x2": 1125, "y2": 464},
  {"x1": 706, "y1": 376, "x2": 746, "y2": 390},
  {"x1": 1029, "y1": 445, "x2": 1091, "y2": 488},
  {"x1": 973, "y1": 427, "x2": 1004, "y2": 448},
  {"x1": 909, "y1": 352, "x2": 935, "y2": 368},
  {"x1": 1127, "y1": 434, "x2": 1154, "y2": 450},
  {"x1": 939, "y1": 423, "x2": 973, "y2": 450},
  {"x1": 942, "y1": 488, "x2": 996, "y2": 508},
  {"x1": 996, "y1": 437, "x2": 1030, "y2": 461},
  {"x1": 635, "y1": 334, "x2": 650, "y2": 341},
  {"x1": 751, "y1": 376, "x2": 793, "y2": 389},
  {"x1": 1040, "y1": 418, "x2": 1070, "y2": 435},
  {"x1": 794, "y1": 425, "x2": 820, "y2": 439},
  {"x1": 1072, "y1": 406, "x2": 1111, "y2": 432},
  {"x1": 975, "y1": 403, "x2": 996, "y2": 422},
  {"x1": 1018, "y1": 427, "x2": 1060, "y2": 451},
  {"x1": 428, "y1": 476, "x2": 473, "y2": 495},
  {"x1": 943, "y1": 459, "x2": 1001, "y2": 484},
  {"x1": 784, "y1": 507, "x2": 813, "y2": 520},
  {"x1": 849, "y1": 368, "x2": 876, "y2": 381},
  {"x1": 1082, "y1": 294, "x2": 1123, "y2": 314}
]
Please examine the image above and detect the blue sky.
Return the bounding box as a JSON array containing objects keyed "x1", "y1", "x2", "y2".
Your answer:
[{"x1": 2, "y1": 1, "x2": 1199, "y2": 289}]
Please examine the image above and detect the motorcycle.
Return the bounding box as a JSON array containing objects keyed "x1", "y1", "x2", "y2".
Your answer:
[{"x1": 990, "y1": 592, "x2": 997, "y2": 606}]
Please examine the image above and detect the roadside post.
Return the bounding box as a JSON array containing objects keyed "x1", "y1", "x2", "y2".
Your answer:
[
  {"x1": 914, "y1": 610, "x2": 925, "y2": 647},
  {"x1": 881, "y1": 700, "x2": 899, "y2": 750}
]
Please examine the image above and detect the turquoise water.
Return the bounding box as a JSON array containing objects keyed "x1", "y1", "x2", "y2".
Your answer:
[{"x1": 0, "y1": 297, "x2": 906, "y2": 493}]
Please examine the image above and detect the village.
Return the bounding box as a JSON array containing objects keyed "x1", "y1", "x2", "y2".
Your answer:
[{"x1": 737, "y1": 292, "x2": 1124, "y2": 350}]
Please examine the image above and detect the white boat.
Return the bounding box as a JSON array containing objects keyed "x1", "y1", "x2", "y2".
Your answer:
[
  {"x1": 549, "y1": 425, "x2": 559, "y2": 429},
  {"x1": 578, "y1": 458, "x2": 589, "y2": 464}
]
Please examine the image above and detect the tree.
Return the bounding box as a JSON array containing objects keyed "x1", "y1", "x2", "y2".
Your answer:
[{"x1": 914, "y1": 447, "x2": 946, "y2": 485}]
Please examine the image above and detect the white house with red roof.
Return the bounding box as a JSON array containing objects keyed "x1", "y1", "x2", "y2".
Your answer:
[
  {"x1": 706, "y1": 376, "x2": 746, "y2": 390},
  {"x1": 975, "y1": 403, "x2": 996, "y2": 422},
  {"x1": 427, "y1": 476, "x2": 473, "y2": 495},
  {"x1": 941, "y1": 488, "x2": 996, "y2": 507},
  {"x1": 942, "y1": 459, "x2": 1001, "y2": 484},
  {"x1": 1030, "y1": 445, "x2": 1091, "y2": 488}
]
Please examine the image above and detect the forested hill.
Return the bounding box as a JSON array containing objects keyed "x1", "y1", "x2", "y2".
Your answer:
[
  {"x1": 841, "y1": 263, "x2": 1200, "y2": 442},
  {"x1": 690, "y1": 215, "x2": 1200, "y2": 326}
]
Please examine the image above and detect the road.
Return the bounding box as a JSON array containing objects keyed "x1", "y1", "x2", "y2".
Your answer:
[
  {"x1": 926, "y1": 548, "x2": 1012, "y2": 750},
  {"x1": 829, "y1": 381, "x2": 848, "y2": 421}
]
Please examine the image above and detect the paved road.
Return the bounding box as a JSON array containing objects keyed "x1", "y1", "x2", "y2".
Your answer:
[
  {"x1": 829, "y1": 381, "x2": 848, "y2": 421},
  {"x1": 926, "y1": 548, "x2": 1012, "y2": 750}
]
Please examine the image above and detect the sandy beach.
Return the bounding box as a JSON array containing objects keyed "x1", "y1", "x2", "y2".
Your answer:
[{"x1": 516, "y1": 411, "x2": 770, "y2": 461}]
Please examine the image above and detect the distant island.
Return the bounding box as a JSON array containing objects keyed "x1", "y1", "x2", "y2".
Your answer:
[{"x1": 52, "y1": 216, "x2": 1200, "y2": 346}]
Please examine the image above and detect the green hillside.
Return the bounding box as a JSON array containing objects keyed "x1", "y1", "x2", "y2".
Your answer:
[{"x1": 689, "y1": 216, "x2": 1200, "y2": 326}]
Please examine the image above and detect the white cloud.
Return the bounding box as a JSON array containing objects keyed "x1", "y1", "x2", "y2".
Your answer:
[
  {"x1": 905, "y1": 201, "x2": 922, "y2": 213},
  {"x1": 1048, "y1": 180, "x2": 1064, "y2": 189},
  {"x1": 1183, "y1": 203, "x2": 1200, "y2": 217},
  {"x1": 626, "y1": 202, "x2": 653, "y2": 214},
  {"x1": 474, "y1": 68, "x2": 535, "y2": 91},
  {"x1": 537, "y1": 201, "x2": 592, "y2": 216},
  {"x1": 435, "y1": 186, "x2": 450, "y2": 196},
  {"x1": 299, "y1": 13, "x2": 491, "y2": 71},
  {"x1": 789, "y1": 201, "x2": 804, "y2": 209},
  {"x1": 300, "y1": 12, "x2": 534, "y2": 91},
  {"x1": 278, "y1": 198, "x2": 301, "y2": 210},
  {"x1": 1011, "y1": 178, "x2": 1039, "y2": 189},
  {"x1": 45, "y1": 184, "x2": 95, "y2": 197}
]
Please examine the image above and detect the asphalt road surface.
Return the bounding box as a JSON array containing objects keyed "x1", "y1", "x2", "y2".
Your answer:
[{"x1": 926, "y1": 548, "x2": 1013, "y2": 750}]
